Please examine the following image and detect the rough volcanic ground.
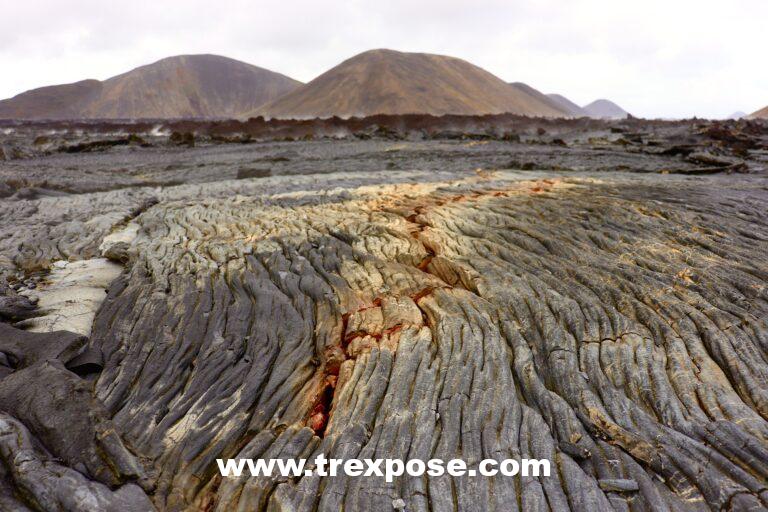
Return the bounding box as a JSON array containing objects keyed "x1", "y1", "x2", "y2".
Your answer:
[{"x1": 0, "y1": 117, "x2": 767, "y2": 511}]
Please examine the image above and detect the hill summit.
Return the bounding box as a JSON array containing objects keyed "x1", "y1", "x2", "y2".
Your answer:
[
  {"x1": 257, "y1": 49, "x2": 571, "y2": 119},
  {"x1": 0, "y1": 54, "x2": 301, "y2": 119}
]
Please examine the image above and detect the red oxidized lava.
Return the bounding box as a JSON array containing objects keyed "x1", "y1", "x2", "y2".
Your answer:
[{"x1": 309, "y1": 377, "x2": 336, "y2": 436}]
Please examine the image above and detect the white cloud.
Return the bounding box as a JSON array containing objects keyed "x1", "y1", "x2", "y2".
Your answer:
[{"x1": 0, "y1": 0, "x2": 765, "y2": 118}]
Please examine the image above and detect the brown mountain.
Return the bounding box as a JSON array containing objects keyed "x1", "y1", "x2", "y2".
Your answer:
[
  {"x1": 257, "y1": 49, "x2": 571, "y2": 119},
  {"x1": 0, "y1": 79, "x2": 103, "y2": 120},
  {"x1": 749, "y1": 105, "x2": 768, "y2": 119},
  {"x1": 0, "y1": 54, "x2": 301, "y2": 120}
]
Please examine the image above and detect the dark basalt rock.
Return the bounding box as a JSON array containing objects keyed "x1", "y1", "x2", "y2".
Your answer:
[
  {"x1": 169, "y1": 131, "x2": 195, "y2": 147},
  {"x1": 0, "y1": 411, "x2": 155, "y2": 511},
  {"x1": 58, "y1": 135, "x2": 147, "y2": 154},
  {"x1": 66, "y1": 346, "x2": 105, "y2": 376},
  {"x1": 0, "y1": 323, "x2": 85, "y2": 369},
  {"x1": 0, "y1": 324, "x2": 154, "y2": 510},
  {"x1": 0, "y1": 282, "x2": 37, "y2": 321},
  {"x1": 236, "y1": 167, "x2": 271, "y2": 180},
  {"x1": 0, "y1": 360, "x2": 149, "y2": 489},
  {"x1": 103, "y1": 241, "x2": 132, "y2": 263}
]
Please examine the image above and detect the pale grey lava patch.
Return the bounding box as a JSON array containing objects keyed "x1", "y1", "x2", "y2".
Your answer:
[{"x1": 18, "y1": 258, "x2": 123, "y2": 336}]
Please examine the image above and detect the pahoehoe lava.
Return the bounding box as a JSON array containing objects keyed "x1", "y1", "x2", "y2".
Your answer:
[{"x1": 0, "y1": 117, "x2": 767, "y2": 511}]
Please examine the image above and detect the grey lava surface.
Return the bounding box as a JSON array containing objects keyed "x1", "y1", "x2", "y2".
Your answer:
[{"x1": 0, "y1": 117, "x2": 767, "y2": 511}]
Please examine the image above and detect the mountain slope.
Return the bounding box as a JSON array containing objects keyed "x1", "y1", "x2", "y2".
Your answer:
[
  {"x1": 748, "y1": 106, "x2": 768, "y2": 119},
  {"x1": 547, "y1": 93, "x2": 587, "y2": 117},
  {"x1": 583, "y1": 99, "x2": 629, "y2": 119},
  {"x1": 257, "y1": 49, "x2": 570, "y2": 119},
  {"x1": 0, "y1": 80, "x2": 103, "y2": 119},
  {"x1": 508, "y1": 83, "x2": 574, "y2": 117},
  {"x1": 0, "y1": 55, "x2": 301, "y2": 120}
]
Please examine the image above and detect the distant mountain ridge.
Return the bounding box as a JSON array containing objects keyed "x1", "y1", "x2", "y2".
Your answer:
[
  {"x1": 0, "y1": 54, "x2": 301, "y2": 120},
  {"x1": 256, "y1": 49, "x2": 571, "y2": 119},
  {"x1": 0, "y1": 50, "x2": 633, "y2": 121}
]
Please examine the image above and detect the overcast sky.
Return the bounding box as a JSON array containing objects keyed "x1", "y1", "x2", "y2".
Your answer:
[{"x1": 1, "y1": 0, "x2": 765, "y2": 119}]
